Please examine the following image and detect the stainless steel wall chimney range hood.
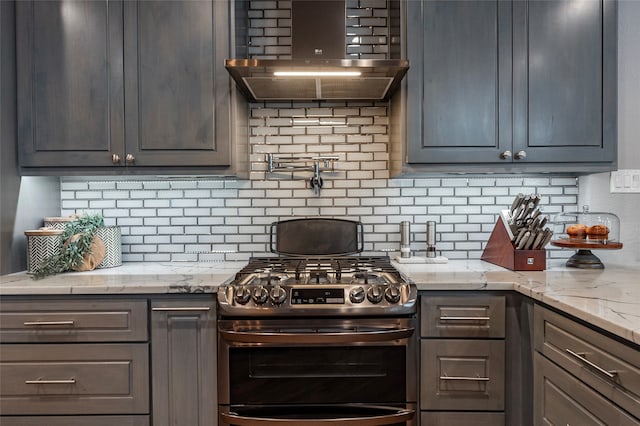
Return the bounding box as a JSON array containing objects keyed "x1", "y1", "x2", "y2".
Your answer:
[{"x1": 226, "y1": 0, "x2": 408, "y2": 102}]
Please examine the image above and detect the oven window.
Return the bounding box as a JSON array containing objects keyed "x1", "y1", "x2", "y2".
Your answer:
[{"x1": 229, "y1": 346, "x2": 406, "y2": 404}]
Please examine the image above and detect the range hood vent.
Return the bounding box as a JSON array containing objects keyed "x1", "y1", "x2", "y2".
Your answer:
[{"x1": 226, "y1": 0, "x2": 408, "y2": 102}]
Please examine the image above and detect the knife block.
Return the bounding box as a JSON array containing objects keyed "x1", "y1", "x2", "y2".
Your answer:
[{"x1": 481, "y1": 217, "x2": 546, "y2": 271}]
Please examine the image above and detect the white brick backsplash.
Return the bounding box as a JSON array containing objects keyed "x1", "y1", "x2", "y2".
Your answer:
[
  {"x1": 90, "y1": 200, "x2": 116, "y2": 209},
  {"x1": 428, "y1": 187, "x2": 454, "y2": 197},
  {"x1": 142, "y1": 181, "x2": 171, "y2": 190},
  {"x1": 62, "y1": 200, "x2": 89, "y2": 209},
  {"x1": 113, "y1": 200, "x2": 142, "y2": 210},
  {"x1": 551, "y1": 195, "x2": 578, "y2": 204},
  {"x1": 198, "y1": 217, "x2": 225, "y2": 226},
  {"x1": 171, "y1": 217, "x2": 198, "y2": 226},
  {"x1": 61, "y1": 182, "x2": 89, "y2": 190},
  {"x1": 144, "y1": 199, "x2": 171, "y2": 208}
]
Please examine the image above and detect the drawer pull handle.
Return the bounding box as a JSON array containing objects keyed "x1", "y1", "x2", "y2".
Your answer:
[
  {"x1": 23, "y1": 320, "x2": 75, "y2": 327},
  {"x1": 25, "y1": 378, "x2": 76, "y2": 385},
  {"x1": 439, "y1": 375, "x2": 490, "y2": 382},
  {"x1": 439, "y1": 316, "x2": 490, "y2": 321},
  {"x1": 152, "y1": 307, "x2": 211, "y2": 312},
  {"x1": 566, "y1": 349, "x2": 618, "y2": 379}
]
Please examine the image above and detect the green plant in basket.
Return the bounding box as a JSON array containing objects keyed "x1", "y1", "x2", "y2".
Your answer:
[{"x1": 31, "y1": 213, "x2": 105, "y2": 279}]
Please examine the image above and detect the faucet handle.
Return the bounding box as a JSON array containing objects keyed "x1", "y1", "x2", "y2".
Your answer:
[{"x1": 309, "y1": 176, "x2": 323, "y2": 196}]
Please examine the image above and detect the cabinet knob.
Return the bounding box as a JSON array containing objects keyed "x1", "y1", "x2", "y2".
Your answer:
[
  {"x1": 499, "y1": 150, "x2": 512, "y2": 160},
  {"x1": 111, "y1": 154, "x2": 121, "y2": 164},
  {"x1": 125, "y1": 154, "x2": 135, "y2": 164},
  {"x1": 514, "y1": 150, "x2": 527, "y2": 160}
]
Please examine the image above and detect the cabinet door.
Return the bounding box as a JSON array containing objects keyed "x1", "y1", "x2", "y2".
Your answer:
[
  {"x1": 420, "y1": 339, "x2": 505, "y2": 411},
  {"x1": 0, "y1": 343, "x2": 149, "y2": 415},
  {"x1": 406, "y1": 0, "x2": 512, "y2": 164},
  {"x1": 512, "y1": 0, "x2": 617, "y2": 164},
  {"x1": 534, "y1": 352, "x2": 640, "y2": 426},
  {"x1": 123, "y1": 1, "x2": 230, "y2": 167},
  {"x1": 17, "y1": 0, "x2": 125, "y2": 168},
  {"x1": 151, "y1": 298, "x2": 217, "y2": 426}
]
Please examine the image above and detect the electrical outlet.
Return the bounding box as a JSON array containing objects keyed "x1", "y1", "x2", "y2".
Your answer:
[{"x1": 610, "y1": 169, "x2": 640, "y2": 193}]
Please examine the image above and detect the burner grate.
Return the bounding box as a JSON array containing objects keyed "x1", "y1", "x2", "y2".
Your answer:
[{"x1": 233, "y1": 256, "x2": 403, "y2": 286}]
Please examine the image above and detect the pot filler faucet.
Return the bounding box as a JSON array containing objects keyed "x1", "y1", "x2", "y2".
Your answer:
[{"x1": 267, "y1": 153, "x2": 338, "y2": 196}]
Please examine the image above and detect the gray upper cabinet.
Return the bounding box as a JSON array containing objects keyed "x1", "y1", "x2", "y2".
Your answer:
[
  {"x1": 16, "y1": 1, "x2": 125, "y2": 168},
  {"x1": 405, "y1": 0, "x2": 513, "y2": 165},
  {"x1": 123, "y1": 0, "x2": 230, "y2": 168},
  {"x1": 17, "y1": 0, "x2": 241, "y2": 174},
  {"x1": 398, "y1": 0, "x2": 617, "y2": 173}
]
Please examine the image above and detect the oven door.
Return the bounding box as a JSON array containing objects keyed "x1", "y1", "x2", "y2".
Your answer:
[
  {"x1": 218, "y1": 318, "x2": 417, "y2": 425},
  {"x1": 219, "y1": 404, "x2": 415, "y2": 425}
]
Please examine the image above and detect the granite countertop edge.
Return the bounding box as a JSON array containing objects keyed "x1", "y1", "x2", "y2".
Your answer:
[{"x1": 1, "y1": 260, "x2": 638, "y2": 346}]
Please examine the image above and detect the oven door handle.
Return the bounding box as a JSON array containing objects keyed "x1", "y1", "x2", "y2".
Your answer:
[
  {"x1": 220, "y1": 407, "x2": 414, "y2": 425},
  {"x1": 219, "y1": 327, "x2": 414, "y2": 344}
]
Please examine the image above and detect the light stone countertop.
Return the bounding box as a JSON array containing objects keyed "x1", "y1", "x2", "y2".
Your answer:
[{"x1": 1, "y1": 260, "x2": 639, "y2": 346}]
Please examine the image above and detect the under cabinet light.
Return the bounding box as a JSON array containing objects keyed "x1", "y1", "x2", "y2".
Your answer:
[{"x1": 273, "y1": 71, "x2": 362, "y2": 77}]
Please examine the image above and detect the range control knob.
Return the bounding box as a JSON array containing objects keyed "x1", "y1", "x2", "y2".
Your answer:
[
  {"x1": 367, "y1": 285, "x2": 384, "y2": 304},
  {"x1": 252, "y1": 286, "x2": 269, "y2": 304},
  {"x1": 349, "y1": 286, "x2": 366, "y2": 304},
  {"x1": 270, "y1": 285, "x2": 287, "y2": 305},
  {"x1": 385, "y1": 286, "x2": 402, "y2": 304},
  {"x1": 234, "y1": 286, "x2": 251, "y2": 305}
]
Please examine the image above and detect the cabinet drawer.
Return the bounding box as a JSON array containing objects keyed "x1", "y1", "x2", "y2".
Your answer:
[
  {"x1": 421, "y1": 295, "x2": 505, "y2": 338},
  {"x1": 0, "y1": 416, "x2": 150, "y2": 426},
  {"x1": 0, "y1": 343, "x2": 149, "y2": 415},
  {"x1": 420, "y1": 339, "x2": 505, "y2": 411},
  {"x1": 534, "y1": 352, "x2": 640, "y2": 425},
  {"x1": 421, "y1": 412, "x2": 505, "y2": 426},
  {"x1": 0, "y1": 299, "x2": 148, "y2": 342},
  {"x1": 534, "y1": 304, "x2": 640, "y2": 418}
]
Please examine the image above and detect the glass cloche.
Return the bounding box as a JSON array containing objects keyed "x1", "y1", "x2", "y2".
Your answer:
[{"x1": 550, "y1": 206, "x2": 622, "y2": 269}]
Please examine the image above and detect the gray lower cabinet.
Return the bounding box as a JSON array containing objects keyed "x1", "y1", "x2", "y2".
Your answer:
[
  {"x1": 398, "y1": 0, "x2": 616, "y2": 173},
  {"x1": 0, "y1": 297, "x2": 150, "y2": 425},
  {"x1": 151, "y1": 298, "x2": 217, "y2": 426},
  {"x1": 17, "y1": 0, "x2": 241, "y2": 175},
  {"x1": 419, "y1": 293, "x2": 506, "y2": 425},
  {"x1": 534, "y1": 352, "x2": 639, "y2": 426},
  {"x1": 534, "y1": 304, "x2": 640, "y2": 424}
]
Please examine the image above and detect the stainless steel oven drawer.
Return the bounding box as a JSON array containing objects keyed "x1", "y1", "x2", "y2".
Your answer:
[
  {"x1": 0, "y1": 343, "x2": 149, "y2": 415},
  {"x1": 420, "y1": 295, "x2": 505, "y2": 338}
]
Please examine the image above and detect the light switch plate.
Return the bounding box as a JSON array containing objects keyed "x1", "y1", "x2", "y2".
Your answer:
[{"x1": 610, "y1": 169, "x2": 640, "y2": 193}]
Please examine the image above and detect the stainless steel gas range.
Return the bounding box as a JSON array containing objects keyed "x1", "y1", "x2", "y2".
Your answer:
[
  {"x1": 217, "y1": 255, "x2": 417, "y2": 317},
  {"x1": 217, "y1": 219, "x2": 418, "y2": 426}
]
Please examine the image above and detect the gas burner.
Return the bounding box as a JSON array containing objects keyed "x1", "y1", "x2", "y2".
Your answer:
[{"x1": 219, "y1": 256, "x2": 417, "y2": 317}]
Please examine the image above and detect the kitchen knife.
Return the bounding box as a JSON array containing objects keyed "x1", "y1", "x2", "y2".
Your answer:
[
  {"x1": 530, "y1": 231, "x2": 545, "y2": 250},
  {"x1": 531, "y1": 194, "x2": 542, "y2": 209},
  {"x1": 517, "y1": 202, "x2": 536, "y2": 224},
  {"x1": 537, "y1": 229, "x2": 554, "y2": 249},
  {"x1": 510, "y1": 193, "x2": 525, "y2": 214},
  {"x1": 510, "y1": 205, "x2": 525, "y2": 225},
  {"x1": 513, "y1": 227, "x2": 528, "y2": 245},
  {"x1": 537, "y1": 216, "x2": 548, "y2": 229},
  {"x1": 523, "y1": 231, "x2": 538, "y2": 250},
  {"x1": 516, "y1": 231, "x2": 531, "y2": 249}
]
